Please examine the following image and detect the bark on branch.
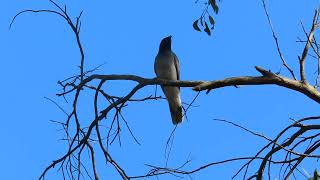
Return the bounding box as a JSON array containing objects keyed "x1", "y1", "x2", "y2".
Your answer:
[{"x1": 192, "y1": 66, "x2": 320, "y2": 104}]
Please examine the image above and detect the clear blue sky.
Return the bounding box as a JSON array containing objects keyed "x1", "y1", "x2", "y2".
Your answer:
[{"x1": 1, "y1": 0, "x2": 320, "y2": 179}]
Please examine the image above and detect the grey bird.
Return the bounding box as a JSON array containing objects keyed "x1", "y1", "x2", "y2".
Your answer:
[{"x1": 154, "y1": 36, "x2": 183, "y2": 124}]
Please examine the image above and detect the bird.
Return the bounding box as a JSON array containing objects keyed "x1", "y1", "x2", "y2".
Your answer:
[{"x1": 154, "y1": 36, "x2": 183, "y2": 124}]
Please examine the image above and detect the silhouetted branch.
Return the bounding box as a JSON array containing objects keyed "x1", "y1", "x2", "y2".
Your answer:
[
  {"x1": 129, "y1": 116, "x2": 320, "y2": 179},
  {"x1": 261, "y1": 0, "x2": 297, "y2": 80}
]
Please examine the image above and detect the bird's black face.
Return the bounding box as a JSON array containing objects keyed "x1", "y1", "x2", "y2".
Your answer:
[{"x1": 159, "y1": 36, "x2": 172, "y2": 53}]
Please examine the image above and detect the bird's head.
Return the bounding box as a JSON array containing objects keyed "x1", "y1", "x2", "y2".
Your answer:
[{"x1": 159, "y1": 35, "x2": 172, "y2": 53}]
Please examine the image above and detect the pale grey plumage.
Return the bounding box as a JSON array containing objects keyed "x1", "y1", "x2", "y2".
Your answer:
[{"x1": 154, "y1": 36, "x2": 183, "y2": 124}]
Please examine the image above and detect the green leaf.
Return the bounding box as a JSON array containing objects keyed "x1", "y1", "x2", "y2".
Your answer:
[
  {"x1": 209, "y1": 15, "x2": 215, "y2": 29},
  {"x1": 209, "y1": 0, "x2": 219, "y2": 14},
  {"x1": 204, "y1": 22, "x2": 211, "y2": 36},
  {"x1": 193, "y1": 20, "x2": 201, "y2": 32},
  {"x1": 213, "y1": 4, "x2": 219, "y2": 14}
]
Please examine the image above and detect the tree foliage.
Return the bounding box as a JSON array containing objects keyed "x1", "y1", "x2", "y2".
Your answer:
[{"x1": 193, "y1": 0, "x2": 220, "y2": 36}]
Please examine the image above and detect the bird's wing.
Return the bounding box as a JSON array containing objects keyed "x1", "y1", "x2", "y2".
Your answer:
[
  {"x1": 173, "y1": 52, "x2": 180, "y2": 80},
  {"x1": 154, "y1": 55, "x2": 158, "y2": 76}
]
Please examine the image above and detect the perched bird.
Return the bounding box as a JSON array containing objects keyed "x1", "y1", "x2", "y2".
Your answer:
[{"x1": 154, "y1": 36, "x2": 183, "y2": 124}]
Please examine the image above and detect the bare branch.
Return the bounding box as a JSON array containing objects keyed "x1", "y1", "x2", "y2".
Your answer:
[
  {"x1": 299, "y1": 10, "x2": 320, "y2": 83},
  {"x1": 194, "y1": 66, "x2": 320, "y2": 103},
  {"x1": 261, "y1": 0, "x2": 296, "y2": 80}
]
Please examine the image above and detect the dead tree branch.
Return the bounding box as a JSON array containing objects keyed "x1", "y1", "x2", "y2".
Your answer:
[
  {"x1": 261, "y1": 0, "x2": 296, "y2": 80},
  {"x1": 299, "y1": 10, "x2": 320, "y2": 84}
]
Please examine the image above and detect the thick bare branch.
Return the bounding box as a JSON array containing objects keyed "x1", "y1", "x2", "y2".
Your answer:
[
  {"x1": 193, "y1": 66, "x2": 320, "y2": 103},
  {"x1": 55, "y1": 65, "x2": 320, "y2": 105}
]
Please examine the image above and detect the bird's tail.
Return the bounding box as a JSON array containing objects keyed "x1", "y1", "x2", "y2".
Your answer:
[{"x1": 169, "y1": 103, "x2": 183, "y2": 125}]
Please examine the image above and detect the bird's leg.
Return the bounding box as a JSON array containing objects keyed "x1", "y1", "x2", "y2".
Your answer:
[{"x1": 154, "y1": 84, "x2": 158, "y2": 97}]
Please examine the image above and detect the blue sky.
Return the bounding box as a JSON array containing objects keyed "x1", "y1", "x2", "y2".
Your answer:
[{"x1": 1, "y1": 0, "x2": 320, "y2": 179}]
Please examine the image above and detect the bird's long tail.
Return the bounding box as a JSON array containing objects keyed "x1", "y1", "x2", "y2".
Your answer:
[
  {"x1": 161, "y1": 86, "x2": 183, "y2": 124},
  {"x1": 169, "y1": 102, "x2": 183, "y2": 124}
]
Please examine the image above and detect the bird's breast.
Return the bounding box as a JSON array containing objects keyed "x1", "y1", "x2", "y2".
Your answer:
[{"x1": 155, "y1": 55, "x2": 177, "y2": 80}]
